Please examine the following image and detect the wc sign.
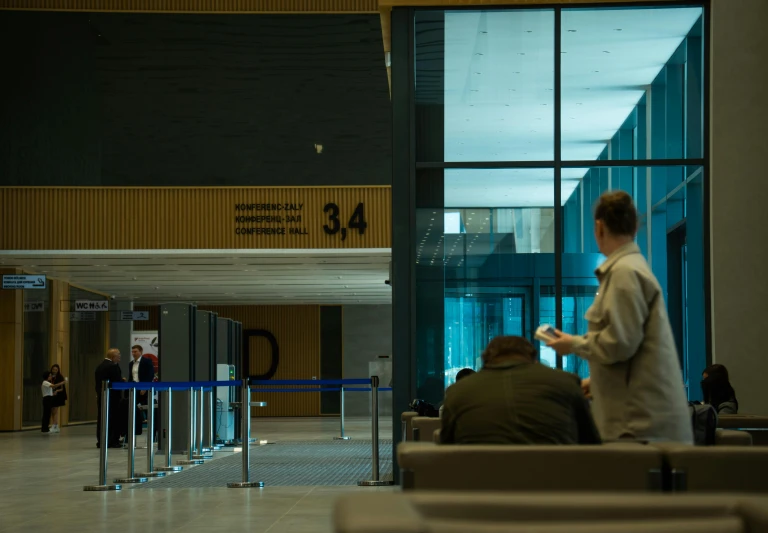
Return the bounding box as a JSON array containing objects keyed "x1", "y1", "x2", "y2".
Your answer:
[{"x1": 74, "y1": 300, "x2": 110, "y2": 312}]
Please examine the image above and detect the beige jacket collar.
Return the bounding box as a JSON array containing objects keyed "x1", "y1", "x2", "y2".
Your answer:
[{"x1": 595, "y1": 242, "x2": 642, "y2": 280}]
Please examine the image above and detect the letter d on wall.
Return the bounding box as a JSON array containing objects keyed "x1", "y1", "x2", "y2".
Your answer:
[{"x1": 246, "y1": 329, "x2": 279, "y2": 380}]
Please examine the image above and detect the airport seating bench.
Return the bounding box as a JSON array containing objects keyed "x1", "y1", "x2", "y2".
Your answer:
[
  {"x1": 718, "y1": 416, "x2": 768, "y2": 446},
  {"x1": 334, "y1": 492, "x2": 768, "y2": 533},
  {"x1": 411, "y1": 417, "x2": 441, "y2": 442},
  {"x1": 401, "y1": 411, "x2": 419, "y2": 442},
  {"x1": 716, "y1": 429, "x2": 753, "y2": 446},
  {"x1": 659, "y1": 444, "x2": 768, "y2": 493},
  {"x1": 398, "y1": 442, "x2": 768, "y2": 493},
  {"x1": 397, "y1": 442, "x2": 664, "y2": 492}
]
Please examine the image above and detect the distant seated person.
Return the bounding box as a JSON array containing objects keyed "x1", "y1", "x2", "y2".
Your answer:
[
  {"x1": 440, "y1": 336, "x2": 600, "y2": 445},
  {"x1": 439, "y1": 368, "x2": 476, "y2": 417},
  {"x1": 702, "y1": 364, "x2": 738, "y2": 415}
]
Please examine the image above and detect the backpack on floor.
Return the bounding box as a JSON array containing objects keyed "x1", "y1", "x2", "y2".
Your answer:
[
  {"x1": 689, "y1": 402, "x2": 718, "y2": 445},
  {"x1": 409, "y1": 399, "x2": 439, "y2": 418}
]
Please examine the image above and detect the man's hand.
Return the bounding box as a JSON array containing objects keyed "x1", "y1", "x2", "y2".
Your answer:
[
  {"x1": 546, "y1": 329, "x2": 576, "y2": 355},
  {"x1": 140, "y1": 390, "x2": 147, "y2": 396},
  {"x1": 581, "y1": 377, "x2": 592, "y2": 400}
]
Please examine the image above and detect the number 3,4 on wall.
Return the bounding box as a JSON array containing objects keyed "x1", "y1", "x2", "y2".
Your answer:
[{"x1": 322, "y1": 202, "x2": 367, "y2": 241}]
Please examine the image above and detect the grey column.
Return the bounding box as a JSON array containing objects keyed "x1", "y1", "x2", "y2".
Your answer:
[{"x1": 159, "y1": 303, "x2": 197, "y2": 454}]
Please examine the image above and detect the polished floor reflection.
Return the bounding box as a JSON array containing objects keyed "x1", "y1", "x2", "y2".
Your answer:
[{"x1": 0, "y1": 417, "x2": 394, "y2": 533}]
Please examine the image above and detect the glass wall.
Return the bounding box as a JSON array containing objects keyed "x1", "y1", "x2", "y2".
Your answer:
[
  {"x1": 22, "y1": 286, "x2": 52, "y2": 427},
  {"x1": 68, "y1": 287, "x2": 108, "y2": 422},
  {"x1": 396, "y1": 3, "x2": 707, "y2": 406}
]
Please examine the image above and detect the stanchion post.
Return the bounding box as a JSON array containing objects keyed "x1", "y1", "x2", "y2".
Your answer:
[
  {"x1": 334, "y1": 385, "x2": 351, "y2": 440},
  {"x1": 228, "y1": 379, "x2": 264, "y2": 488},
  {"x1": 207, "y1": 389, "x2": 220, "y2": 451},
  {"x1": 114, "y1": 387, "x2": 148, "y2": 484},
  {"x1": 178, "y1": 387, "x2": 204, "y2": 466},
  {"x1": 193, "y1": 386, "x2": 212, "y2": 460},
  {"x1": 358, "y1": 376, "x2": 393, "y2": 486},
  {"x1": 136, "y1": 385, "x2": 166, "y2": 478},
  {"x1": 157, "y1": 387, "x2": 182, "y2": 473},
  {"x1": 84, "y1": 380, "x2": 121, "y2": 491}
]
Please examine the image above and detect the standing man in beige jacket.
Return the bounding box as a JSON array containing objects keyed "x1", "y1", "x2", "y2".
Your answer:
[{"x1": 548, "y1": 191, "x2": 692, "y2": 444}]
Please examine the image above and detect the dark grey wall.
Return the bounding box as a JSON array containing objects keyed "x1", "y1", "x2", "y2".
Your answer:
[
  {"x1": 343, "y1": 304, "x2": 391, "y2": 417},
  {"x1": 711, "y1": 0, "x2": 768, "y2": 415},
  {"x1": 0, "y1": 11, "x2": 391, "y2": 186}
]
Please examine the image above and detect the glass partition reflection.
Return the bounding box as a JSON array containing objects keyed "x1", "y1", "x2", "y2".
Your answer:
[
  {"x1": 561, "y1": 7, "x2": 704, "y2": 161},
  {"x1": 68, "y1": 287, "x2": 108, "y2": 422},
  {"x1": 22, "y1": 286, "x2": 51, "y2": 427}
]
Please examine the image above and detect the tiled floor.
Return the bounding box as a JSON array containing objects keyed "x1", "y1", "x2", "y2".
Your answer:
[{"x1": 0, "y1": 417, "x2": 395, "y2": 533}]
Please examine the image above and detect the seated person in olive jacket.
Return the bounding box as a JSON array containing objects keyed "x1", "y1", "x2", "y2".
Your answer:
[{"x1": 441, "y1": 336, "x2": 600, "y2": 445}]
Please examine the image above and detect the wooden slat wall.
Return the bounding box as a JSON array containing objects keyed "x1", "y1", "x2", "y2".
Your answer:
[
  {"x1": 0, "y1": 0, "x2": 378, "y2": 12},
  {"x1": 0, "y1": 187, "x2": 391, "y2": 250},
  {"x1": 0, "y1": 269, "x2": 23, "y2": 431},
  {"x1": 380, "y1": 0, "x2": 676, "y2": 5},
  {"x1": 136, "y1": 304, "x2": 322, "y2": 416},
  {"x1": 203, "y1": 305, "x2": 320, "y2": 417},
  {"x1": 133, "y1": 306, "x2": 160, "y2": 331},
  {"x1": 48, "y1": 280, "x2": 71, "y2": 426}
]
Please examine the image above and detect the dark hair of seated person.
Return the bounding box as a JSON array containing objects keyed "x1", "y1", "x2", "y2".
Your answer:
[
  {"x1": 455, "y1": 368, "x2": 475, "y2": 382},
  {"x1": 481, "y1": 336, "x2": 536, "y2": 367},
  {"x1": 702, "y1": 363, "x2": 738, "y2": 414}
]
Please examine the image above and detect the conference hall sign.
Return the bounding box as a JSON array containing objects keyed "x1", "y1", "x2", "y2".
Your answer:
[{"x1": 0, "y1": 187, "x2": 391, "y2": 250}]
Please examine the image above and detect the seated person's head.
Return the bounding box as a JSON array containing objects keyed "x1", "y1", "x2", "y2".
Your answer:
[
  {"x1": 455, "y1": 368, "x2": 475, "y2": 382},
  {"x1": 481, "y1": 336, "x2": 536, "y2": 367}
]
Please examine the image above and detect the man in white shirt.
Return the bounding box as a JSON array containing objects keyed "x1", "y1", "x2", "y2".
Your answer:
[{"x1": 129, "y1": 345, "x2": 155, "y2": 436}]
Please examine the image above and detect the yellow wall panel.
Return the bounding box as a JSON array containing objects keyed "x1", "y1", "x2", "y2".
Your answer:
[
  {"x1": 0, "y1": 268, "x2": 23, "y2": 431},
  {"x1": 0, "y1": 0, "x2": 378, "y2": 13},
  {"x1": 202, "y1": 305, "x2": 321, "y2": 417},
  {"x1": 0, "y1": 187, "x2": 391, "y2": 250},
  {"x1": 135, "y1": 304, "x2": 321, "y2": 417}
]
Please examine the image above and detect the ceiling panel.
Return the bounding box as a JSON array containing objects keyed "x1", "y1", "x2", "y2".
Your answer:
[{"x1": 0, "y1": 249, "x2": 391, "y2": 305}]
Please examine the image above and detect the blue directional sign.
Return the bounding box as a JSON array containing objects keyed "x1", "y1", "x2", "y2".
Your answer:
[{"x1": 2, "y1": 275, "x2": 47, "y2": 290}]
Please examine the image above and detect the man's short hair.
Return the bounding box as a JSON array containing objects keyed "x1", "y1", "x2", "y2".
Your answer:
[
  {"x1": 131, "y1": 345, "x2": 143, "y2": 353},
  {"x1": 481, "y1": 336, "x2": 536, "y2": 366},
  {"x1": 455, "y1": 368, "x2": 475, "y2": 382}
]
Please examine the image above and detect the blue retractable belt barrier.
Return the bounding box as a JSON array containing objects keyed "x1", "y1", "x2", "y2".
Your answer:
[
  {"x1": 111, "y1": 380, "x2": 236, "y2": 390},
  {"x1": 110, "y1": 380, "x2": 391, "y2": 391},
  {"x1": 250, "y1": 379, "x2": 370, "y2": 386}
]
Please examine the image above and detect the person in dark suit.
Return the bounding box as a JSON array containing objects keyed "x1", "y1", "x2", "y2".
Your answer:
[
  {"x1": 129, "y1": 345, "x2": 155, "y2": 436},
  {"x1": 95, "y1": 348, "x2": 124, "y2": 448}
]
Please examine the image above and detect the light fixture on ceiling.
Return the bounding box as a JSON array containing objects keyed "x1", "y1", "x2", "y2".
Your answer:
[
  {"x1": 603, "y1": 50, "x2": 611, "y2": 54},
  {"x1": 567, "y1": 29, "x2": 577, "y2": 33}
]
